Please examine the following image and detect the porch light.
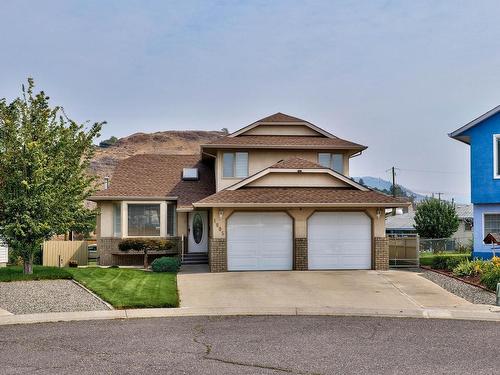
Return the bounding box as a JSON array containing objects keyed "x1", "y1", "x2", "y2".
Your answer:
[
  {"x1": 219, "y1": 209, "x2": 224, "y2": 219},
  {"x1": 376, "y1": 208, "x2": 382, "y2": 219}
]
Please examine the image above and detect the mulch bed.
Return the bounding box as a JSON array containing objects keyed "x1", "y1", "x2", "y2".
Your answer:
[{"x1": 420, "y1": 266, "x2": 495, "y2": 294}]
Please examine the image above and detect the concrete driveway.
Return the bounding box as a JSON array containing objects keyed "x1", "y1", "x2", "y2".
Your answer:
[{"x1": 177, "y1": 269, "x2": 472, "y2": 310}]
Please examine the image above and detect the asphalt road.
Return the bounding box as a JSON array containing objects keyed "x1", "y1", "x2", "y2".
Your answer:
[{"x1": 0, "y1": 316, "x2": 499, "y2": 374}]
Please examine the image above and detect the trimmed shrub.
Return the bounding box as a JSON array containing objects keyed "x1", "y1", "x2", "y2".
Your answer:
[
  {"x1": 424, "y1": 254, "x2": 471, "y2": 270},
  {"x1": 118, "y1": 239, "x2": 175, "y2": 252},
  {"x1": 151, "y1": 257, "x2": 181, "y2": 273},
  {"x1": 480, "y1": 267, "x2": 500, "y2": 291}
]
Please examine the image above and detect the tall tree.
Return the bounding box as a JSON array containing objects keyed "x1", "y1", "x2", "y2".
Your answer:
[
  {"x1": 414, "y1": 198, "x2": 459, "y2": 239},
  {"x1": 0, "y1": 79, "x2": 104, "y2": 274}
]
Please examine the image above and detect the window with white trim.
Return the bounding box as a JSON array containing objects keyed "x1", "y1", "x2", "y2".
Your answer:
[
  {"x1": 318, "y1": 153, "x2": 344, "y2": 173},
  {"x1": 222, "y1": 152, "x2": 248, "y2": 178},
  {"x1": 128, "y1": 204, "x2": 161, "y2": 237},
  {"x1": 494, "y1": 134, "x2": 500, "y2": 178},
  {"x1": 113, "y1": 203, "x2": 121, "y2": 237},
  {"x1": 484, "y1": 213, "x2": 500, "y2": 238}
]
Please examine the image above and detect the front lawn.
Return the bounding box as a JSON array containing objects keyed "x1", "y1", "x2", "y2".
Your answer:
[
  {"x1": 0, "y1": 266, "x2": 72, "y2": 282},
  {"x1": 68, "y1": 267, "x2": 178, "y2": 309}
]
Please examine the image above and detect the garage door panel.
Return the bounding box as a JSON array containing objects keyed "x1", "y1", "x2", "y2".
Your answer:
[
  {"x1": 308, "y1": 212, "x2": 372, "y2": 270},
  {"x1": 228, "y1": 212, "x2": 293, "y2": 271}
]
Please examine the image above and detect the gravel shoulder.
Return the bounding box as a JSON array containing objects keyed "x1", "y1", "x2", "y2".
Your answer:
[
  {"x1": 419, "y1": 269, "x2": 496, "y2": 305},
  {"x1": 0, "y1": 280, "x2": 110, "y2": 315}
]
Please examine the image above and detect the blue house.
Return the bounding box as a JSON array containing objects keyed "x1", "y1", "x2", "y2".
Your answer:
[{"x1": 450, "y1": 105, "x2": 500, "y2": 259}]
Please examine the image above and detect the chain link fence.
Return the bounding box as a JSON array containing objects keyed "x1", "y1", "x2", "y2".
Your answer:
[{"x1": 419, "y1": 237, "x2": 473, "y2": 254}]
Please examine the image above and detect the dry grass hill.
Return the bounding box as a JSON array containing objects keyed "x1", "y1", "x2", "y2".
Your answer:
[{"x1": 90, "y1": 130, "x2": 224, "y2": 182}]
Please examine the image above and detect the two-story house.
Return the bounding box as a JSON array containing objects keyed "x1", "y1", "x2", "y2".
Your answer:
[
  {"x1": 450, "y1": 105, "x2": 500, "y2": 259},
  {"x1": 91, "y1": 113, "x2": 408, "y2": 271}
]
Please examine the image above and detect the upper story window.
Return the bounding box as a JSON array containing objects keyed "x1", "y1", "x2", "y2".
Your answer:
[
  {"x1": 318, "y1": 153, "x2": 344, "y2": 174},
  {"x1": 494, "y1": 135, "x2": 500, "y2": 179},
  {"x1": 128, "y1": 204, "x2": 161, "y2": 237},
  {"x1": 223, "y1": 152, "x2": 248, "y2": 178}
]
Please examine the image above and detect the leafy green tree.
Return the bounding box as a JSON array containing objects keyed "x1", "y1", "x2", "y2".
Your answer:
[
  {"x1": 99, "y1": 136, "x2": 118, "y2": 148},
  {"x1": 414, "y1": 198, "x2": 459, "y2": 239},
  {"x1": 0, "y1": 79, "x2": 104, "y2": 274}
]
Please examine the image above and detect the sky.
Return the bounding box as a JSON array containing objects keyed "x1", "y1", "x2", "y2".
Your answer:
[{"x1": 2, "y1": 1, "x2": 500, "y2": 203}]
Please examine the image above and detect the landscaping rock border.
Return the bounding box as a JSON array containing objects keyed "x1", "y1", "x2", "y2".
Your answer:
[
  {"x1": 0, "y1": 279, "x2": 110, "y2": 315},
  {"x1": 419, "y1": 268, "x2": 496, "y2": 305}
]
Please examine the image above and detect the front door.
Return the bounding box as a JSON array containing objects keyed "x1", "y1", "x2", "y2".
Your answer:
[{"x1": 188, "y1": 211, "x2": 208, "y2": 253}]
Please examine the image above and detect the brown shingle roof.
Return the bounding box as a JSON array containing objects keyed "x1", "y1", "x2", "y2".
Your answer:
[
  {"x1": 90, "y1": 154, "x2": 214, "y2": 209},
  {"x1": 256, "y1": 112, "x2": 308, "y2": 123},
  {"x1": 270, "y1": 157, "x2": 325, "y2": 169},
  {"x1": 194, "y1": 187, "x2": 409, "y2": 207},
  {"x1": 203, "y1": 135, "x2": 366, "y2": 150}
]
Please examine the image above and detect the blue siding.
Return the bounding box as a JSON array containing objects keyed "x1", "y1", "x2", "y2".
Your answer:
[
  {"x1": 462, "y1": 113, "x2": 500, "y2": 203},
  {"x1": 472, "y1": 204, "x2": 500, "y2": 259}
]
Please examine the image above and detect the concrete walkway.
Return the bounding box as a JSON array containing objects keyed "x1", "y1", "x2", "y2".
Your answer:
[{"x1": 177, "y1": 269, "x2": 474, "y2": 310}]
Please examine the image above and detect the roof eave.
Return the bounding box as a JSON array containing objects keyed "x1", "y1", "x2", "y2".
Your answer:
[
  {"x1": 89, "y1": 195, "x2": 178, "y2": 202},
  {"x1": 193, "y1": 202, "x2": 410, "y2": 208},
  {"x1": 200, "y1": 144, "x2": 367, "y2": 151}
]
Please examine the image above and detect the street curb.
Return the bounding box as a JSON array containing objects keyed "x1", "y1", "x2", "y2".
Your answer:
[
  {"x1": 0, "y1": 305, "x2": 499, "y2": 326},
  {"x1": 70, "y1": 280, "x2": 115, "y2": 310}
]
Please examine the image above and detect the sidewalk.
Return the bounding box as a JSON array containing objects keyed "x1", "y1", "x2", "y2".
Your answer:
[{"x1": 0, "y1": 303, "x2": 499, "y2": 326}]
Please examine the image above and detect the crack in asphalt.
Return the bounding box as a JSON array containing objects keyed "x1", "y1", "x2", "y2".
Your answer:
[{"x1": 192, "y1": 324, "x2": 324, "y2": 375}]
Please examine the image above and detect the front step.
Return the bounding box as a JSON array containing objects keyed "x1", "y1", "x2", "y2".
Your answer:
[{"x1": 182, "y1": 253, "x2": 208, "y2": 265}]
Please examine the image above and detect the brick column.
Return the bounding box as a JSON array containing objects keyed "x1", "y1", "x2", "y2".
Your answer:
[
  {"x1": 374, "y1": 237, "x2": 389, "y2": 270},
  {"x1": 209, "y1": 238, "x2": 227, "y2": 272},
  {"x1": 294, "y1": 238, "x2": 308, "y2": 270}
]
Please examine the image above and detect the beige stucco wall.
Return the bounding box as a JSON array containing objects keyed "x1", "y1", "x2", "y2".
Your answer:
[
  {"x1": 177, "y1": 211, "x2": 188, "y2": 237},
  {"x1": 246, "y1": 172, "x2": 351, "y2": 188},
  {"x1": 96, "y1": 200, "x2": 182, "y2": 239},
  {"x1": 216, "y1": 149, "x2": 351, "y2": 191},
  {"x1": 210, "y1": 207, "x2": 386, "y2": 240},
  {"x1": 244, "y1": 124, "x2": 321, "y2": 136},
  {"x1": 99, "y1": 202, "x2": 114, "y2": 238}
]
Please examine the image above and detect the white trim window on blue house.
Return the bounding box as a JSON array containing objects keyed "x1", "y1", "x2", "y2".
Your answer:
[{"x1": 450, "y1": 104, "x2": 500, "y2": 259}]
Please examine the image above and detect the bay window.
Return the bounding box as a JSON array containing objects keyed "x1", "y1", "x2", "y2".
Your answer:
[{"x1": 128, "y1": 204, "x2": 161, "y2": 237}]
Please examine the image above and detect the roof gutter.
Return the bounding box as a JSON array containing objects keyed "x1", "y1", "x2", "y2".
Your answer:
[
  {"x1": 193, "y1": 202, "x2": 410, "y2": 208},
  {"x1": 89, "y1": 196, "x2": 178, "y2": 202}
]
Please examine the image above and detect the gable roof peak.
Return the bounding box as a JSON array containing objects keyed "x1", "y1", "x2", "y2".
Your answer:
[{"x1": 257, "y1": 112, "x2": 308, "y2": 123}]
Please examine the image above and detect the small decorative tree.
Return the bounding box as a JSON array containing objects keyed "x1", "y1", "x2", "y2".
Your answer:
[
  {"x1": 0, "y1": 79, "x2": 104, "y2": 274},
  {"x1": 414, "y1": 198, "x2": 459, "y2": 242}
]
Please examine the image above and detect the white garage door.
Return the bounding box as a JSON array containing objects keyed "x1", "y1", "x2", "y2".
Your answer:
[
  {"x1": 308, "y1": 212, "x2": 372, "y2": 270},
  {"x1": 227, "y1": 212, "x2": 293, "y2": 271}
]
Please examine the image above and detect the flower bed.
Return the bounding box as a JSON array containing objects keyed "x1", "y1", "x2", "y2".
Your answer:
[{"x1": 421, "y1": 255, "x2": 500, "y2": 292}]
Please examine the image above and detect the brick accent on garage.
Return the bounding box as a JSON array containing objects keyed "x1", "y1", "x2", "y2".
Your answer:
[
  {"x1": 209, "y1": 238, "x2": 227, "y2": 272},
  {"x1": 294, "y1": 238, "x2": 308, "y2": 270},
  {"x1": 374, "y1": 237, "x2": 389, "y2": 270}
]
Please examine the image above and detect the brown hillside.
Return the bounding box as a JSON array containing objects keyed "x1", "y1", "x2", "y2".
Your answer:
[{"x1": 90, "y1": 130, "x2": 224, "y2": 182}]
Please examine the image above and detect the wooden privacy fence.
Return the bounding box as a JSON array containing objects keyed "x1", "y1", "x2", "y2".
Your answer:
[
  {"x1": 388, "y1": 236, "x2": 419, "y2": 268},
  {"x1": 43, "y1": 240, "x2": 88, "y2": 267}
]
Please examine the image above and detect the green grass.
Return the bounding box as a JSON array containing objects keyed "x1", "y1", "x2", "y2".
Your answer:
[
  {"x1": 68, "y1": 267, "x2": 178, "y2": 309},
  {"x1": 0, "y1": 266, "x2": 72, "y2": 282}
]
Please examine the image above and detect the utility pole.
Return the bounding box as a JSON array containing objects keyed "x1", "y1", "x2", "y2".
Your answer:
[
  {"x1": 388, "y1": 166, "x2": 397, "y2": 216},
  {"x1": 437, "y1": 192, "x2": 442, "y2": 201},
  {"x1": 391, "y1": 167, "x2": 396, "y2": 198}
]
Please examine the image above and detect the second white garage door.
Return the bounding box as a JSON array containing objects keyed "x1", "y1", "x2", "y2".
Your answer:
[
  {"x1": 308, "y1": 212, "x2": 372, "y2": 270},
  {"x1": 227, "y1": 212, "x2": 293, "y2": 271}
]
